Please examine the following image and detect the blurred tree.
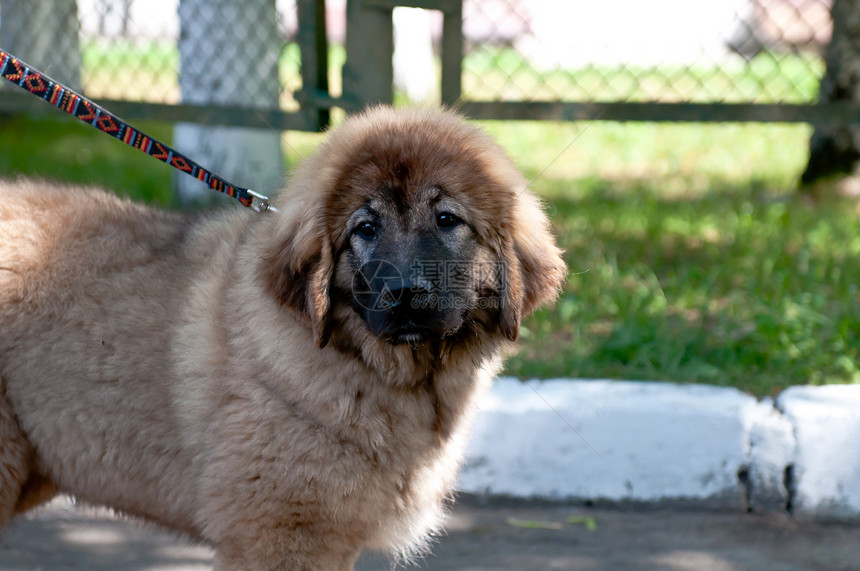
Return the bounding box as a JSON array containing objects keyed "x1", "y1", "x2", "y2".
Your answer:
[
  {"x1": 801, "y1": 0, "x2": 860, "y2": 186},
  {"x1": 0, "y1": 0, "x2": 81, "y2": 90}
]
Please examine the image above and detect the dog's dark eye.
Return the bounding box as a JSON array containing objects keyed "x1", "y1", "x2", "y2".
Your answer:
[
  {"x1": 436, "y1": 212, "x2": 461, "y2": 229},
  {"x1": 355, "y1": 221, "x2": 378, "y2": 240}
]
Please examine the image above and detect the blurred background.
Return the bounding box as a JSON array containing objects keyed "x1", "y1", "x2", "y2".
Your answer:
[
  {"x1": 0, "y1": 0, "x2": 858, "y2": 396},
  {"x1": 0, "y1": 0, "x2": 833, "y2": 108}
]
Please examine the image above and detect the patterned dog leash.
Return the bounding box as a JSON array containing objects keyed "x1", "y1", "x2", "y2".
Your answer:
[{"x1": 0, "y1": 48, "x2": 277, "y2": 213}]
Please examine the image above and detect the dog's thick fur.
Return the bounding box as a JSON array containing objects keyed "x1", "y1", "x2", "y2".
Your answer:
[{"x1": 0, "y1": 107, "x2": 565, "y2": 569}]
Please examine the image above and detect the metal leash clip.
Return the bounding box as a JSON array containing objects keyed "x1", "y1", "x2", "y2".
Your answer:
[{"x1": 247, "y1": 189, "x2": 279, "y2": 214}]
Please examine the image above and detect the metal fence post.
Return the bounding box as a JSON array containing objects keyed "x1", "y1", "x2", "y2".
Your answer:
[
  {"x1": 296, "y1": 0, "x2": 330, "y2": 130},
  {"x1": 342, "y1": 0, "x2": 462, "y2": 110},
  {"x1": 0, "y1": 0, "x2": 82, "y2": 91},
  {"x1": 174, "y1": 0, "x2": 282, "y2": 206},
  {"x1": 343, "y1": 0, "x2": 395, "y2": 109},
  {"x1": 439, "y1": 0, "x2": 462, "y2": 106}
]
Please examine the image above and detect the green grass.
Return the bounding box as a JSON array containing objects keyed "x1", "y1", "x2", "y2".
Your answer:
[
  {"x1": 81, "y1": 39, "x2": 180, "y2": 101},
  {"x1": 509, "y1": 180, "x2": 860, "y2": 395},
  {"x1": 0, "y1": 114, "x2": 857, "y2": 396},
  {"x1": 483, "y1": 121, "x2": 860, "y2": 395},
  {"x1": 0, "y1": 114, "x2": 174, "y2": 205}
]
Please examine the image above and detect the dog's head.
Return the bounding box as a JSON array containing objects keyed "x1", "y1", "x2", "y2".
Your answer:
[{"x1": 262, "y1": 107, "x2": 566, "y2": 351}]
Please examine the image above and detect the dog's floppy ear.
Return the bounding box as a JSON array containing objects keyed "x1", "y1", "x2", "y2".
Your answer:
[
  {"x1": 261, "y1": 210, "x2": 334, "y2": 348},
  {"x1": 498, "y1": 191, "x2": 567, "y2": 341}
]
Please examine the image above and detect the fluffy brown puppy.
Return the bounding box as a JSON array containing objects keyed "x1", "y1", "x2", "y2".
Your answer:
[{"x1": 0, "y1": 107, "x2": 566, "y2": 569}]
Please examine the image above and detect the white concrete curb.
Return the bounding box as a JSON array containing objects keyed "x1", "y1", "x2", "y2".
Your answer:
[
  {"x1": 777, "y1": 385, "x2": 860, "y2": 518},
  {"x1": 457, "y1": 378, "x2": 860, "y2": 519}
]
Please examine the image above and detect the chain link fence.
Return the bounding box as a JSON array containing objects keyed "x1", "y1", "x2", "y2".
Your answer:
[
  {"x1": 0, "y1": 0, "x2": 307, "y2": 108},
  {"x1": 461, "y1": 0, "x2": 830, "y2": 105},
  {"x1": 0, "y1": 0, "x2": 836, "y2": 123}
]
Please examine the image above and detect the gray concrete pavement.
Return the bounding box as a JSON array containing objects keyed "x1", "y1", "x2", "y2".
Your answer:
[{"x1": 1, "y1": 497, "x2": 859, "y2": 570}]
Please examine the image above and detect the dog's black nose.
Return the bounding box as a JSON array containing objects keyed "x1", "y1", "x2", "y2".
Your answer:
[
  {"x1": 353, "y1": 258, "x2": 467, "y2": 343},
  {"x1": 383, "y1": 282, "x2": 432, "y2": 312}
]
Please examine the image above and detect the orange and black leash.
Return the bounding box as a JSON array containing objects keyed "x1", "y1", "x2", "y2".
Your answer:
[{"x1": 0, "y1": 48, "x2": 276, "y2": 213}]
